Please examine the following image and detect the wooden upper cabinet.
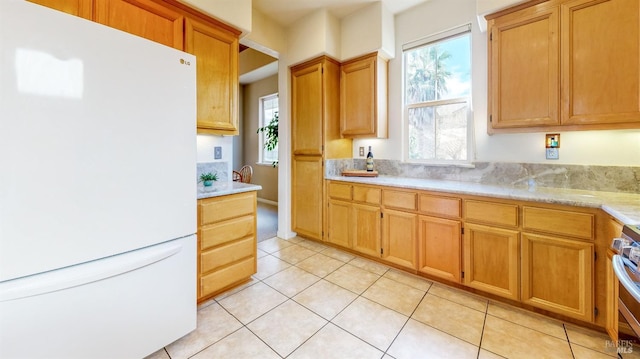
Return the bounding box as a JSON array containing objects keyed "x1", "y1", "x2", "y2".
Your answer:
[
  {"x1": 488, "y1": 0, "x2": 640, "y2": 132},
  {"x1": 489, "y1": 6, "x2": 560, "y2": 129},
  {"x1": 340, "y1": 52, "x2": 388, "y2": 138},
  {"x1": 185, "y1": 18, "x2": 239, "y2": 135},
  {"x1": 94, "y1": 0, "x2": 184, "y2": 49},
  {"x1": 561, "y1": 0, "x2": 640, "y2": 126},
  {"x1": 28, "y1": 0, "x2": 92, "y2": 19},
  {"x1": 291, "y1": 61, "x2": 325, "y2": 156}
]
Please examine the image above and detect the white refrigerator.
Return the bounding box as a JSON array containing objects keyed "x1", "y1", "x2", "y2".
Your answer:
[{"x1": 0, "y1": 1, "x2": 197, "y2": 358}]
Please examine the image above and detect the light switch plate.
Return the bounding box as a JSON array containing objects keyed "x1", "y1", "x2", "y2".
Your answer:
[
  {"x1": 546, "y1": 148, "x2": 559, "y2": 160},
  {"x1": 214, "y1": 146, "x2": 222, "y2": 159},
  {"x1": 359, "y1": 147, "x2": 365, "y2": 157}
]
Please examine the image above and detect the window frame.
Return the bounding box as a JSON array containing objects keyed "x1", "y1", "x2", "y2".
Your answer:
[
  {"x1": 257, "y1": 93, "x2": 279, "y2": 166},
  {"x1": 402, "y1": 23, "x2": 475, "y2": 166}
]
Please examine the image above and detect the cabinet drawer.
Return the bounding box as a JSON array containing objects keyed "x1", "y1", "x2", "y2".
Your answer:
[
  {"x1": 200, "y1": 256, "x2": 255, "y2": 296},
  {"x1": 382, "y1": 190, "x2": 416, "y2": 210},
  {"x1": 465, "y1": 200, "x2": 518, "y2": 227},
  {"x1": 200, "y1": 215, "x2": 255, "y2": 250},
  {"x1": 201, "y1": 236, "x2": 255, "y2": 273},
  {"x1": 419, "y1": 194, "x2": 461, "y2": 218},
  {"x1": 328, "y1": 182, "x2": 352, "y2": 200},
  {"x1": 523, "y1": 206, "x2": 594, "y2": 240},
  {"x1": 353, "y1": 185, "x2": 381, "y2": 205},
  {"x1": 200, "y1": 192, "x2": 255, "y2": 225}
]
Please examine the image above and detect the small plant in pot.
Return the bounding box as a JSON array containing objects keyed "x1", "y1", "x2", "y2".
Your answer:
[{"x1": 199, "y1": 172, "x2": 218, "y2": 187}]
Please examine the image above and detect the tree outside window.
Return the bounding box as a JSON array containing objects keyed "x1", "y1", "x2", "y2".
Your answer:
[
  {"x1": 404, "y1": 27, "x2": 472, "y2": 163},
  {"x1": 258, "y1": 93, "x2": 278, "y2": 166}
]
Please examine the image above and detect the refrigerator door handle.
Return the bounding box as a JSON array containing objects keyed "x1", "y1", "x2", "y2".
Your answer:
[{"x1": 0, "y1": 240, "x2": 183, "y2": 302}]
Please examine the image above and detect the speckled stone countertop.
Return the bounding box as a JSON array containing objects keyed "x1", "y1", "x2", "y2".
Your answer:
[
  {"x1": 197, "y1": 181, "x2": 262, "y2": 199},
  {"x1": 326, "y1": 175, "x2": 640, "y2": 225}
]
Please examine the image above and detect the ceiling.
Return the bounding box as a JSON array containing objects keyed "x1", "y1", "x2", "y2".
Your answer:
[{"x1": 252, "y1": 0, "x2": 429, "y2": 27}]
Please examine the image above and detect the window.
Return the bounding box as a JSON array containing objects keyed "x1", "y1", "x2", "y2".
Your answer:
[
  {"x1": 403, "y1": 24, "x2": 472, "y2": 164},
  {"x1": 258, "y1": 93, "x2": 278, "y2": 165}
]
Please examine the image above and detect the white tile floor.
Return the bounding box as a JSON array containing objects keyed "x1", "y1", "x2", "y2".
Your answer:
[{"x1": 146, "y1": 236, "x2": 640, "y2": 359}]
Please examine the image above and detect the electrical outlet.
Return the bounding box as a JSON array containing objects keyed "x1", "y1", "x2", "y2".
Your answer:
[
  {"x1": 359, "y1": 147, "x2": 365, "y2": 157},
  {"x1": 214, "y1": 146, "x2": 222, "y2": 159},
  {"x1": 546, "y1": 148, "x2": 559, "y2": 160}
]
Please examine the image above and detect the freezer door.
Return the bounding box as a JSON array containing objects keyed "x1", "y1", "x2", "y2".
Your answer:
[
  {"x1": 0, "y1": 235, "x2": 197, "y2": 359},
  {"x1": 0, "y1": 1, "x2": 197, "y2": 281}
]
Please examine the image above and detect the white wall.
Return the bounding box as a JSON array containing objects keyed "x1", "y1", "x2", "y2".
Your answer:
[
  {"x1": 178, "y1": 0, "x2": 252, "y2": 35},
  {"x1": 351, "y1": 0, "x2": 640, "y2": 166},
  {"x1": 341, "y1": 2, "x2": 395, "y2": 61},
  {"x1": 287, "y1": 9, "x2": 341, "y2": 65},
  {"x1": 196, "y1": 135, "x2": 234, "y2": 180},
  {"x1": 241, "y1": 7, "x2": 286, "y2": 57}
]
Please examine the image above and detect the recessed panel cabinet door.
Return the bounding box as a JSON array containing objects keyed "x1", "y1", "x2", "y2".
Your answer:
[
  {"x1": 351, "y1": 203, "x2": 381, "y2": 257},
  {"x1": 28, "y1": 0, "x2": 92, "y2": 19},
  {"x1": 382, "y1": 209, "x2": 417, "y2": 270},
  {"x1": 292, "y1": 156, "x2": 323, "y2": 240},
  {"x1": 464, "y1": 223, "x2": 520, "y2": 300},
  {"x1": 327, "y1": 199, "x2": 351, "y2": 248},
  {"x1": 561, "y1": 0, "x2": 640, "y2": 125},
  {"x1": 291, "y1": 63, "x2": 324, "y2": 156},
  {"x1": 185, "y1": 18, "x2": 239, "y2": 135},
  {"x1": 95, "y1": 0, "x2": 184, "y2": 49},
  {"x1": 521, "y1": 232, "x2": 594, "y2": 322},
  {"x1": 418, "y1": 216, "x2": 461, "y2": 282},
  {"x1": 489, "y1": 7, "x2": 560, "y2": 128}
]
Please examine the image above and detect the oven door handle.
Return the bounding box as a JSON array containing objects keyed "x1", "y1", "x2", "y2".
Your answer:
[{"x1": 613, "y1": 254, "x2": 640, "y2": 303}]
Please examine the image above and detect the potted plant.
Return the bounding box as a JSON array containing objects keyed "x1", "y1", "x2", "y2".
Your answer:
[
  {"x1": 257, "y1": 111, "x2": 278, "y2": 167},
  {"x1": 199, "y1": 172, "x2": 218, "y2": 187}
]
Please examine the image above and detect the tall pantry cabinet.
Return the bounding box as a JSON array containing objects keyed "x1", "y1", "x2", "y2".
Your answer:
[{"x1": 291, "y1": 56, "x2": 352, "y2": 241}]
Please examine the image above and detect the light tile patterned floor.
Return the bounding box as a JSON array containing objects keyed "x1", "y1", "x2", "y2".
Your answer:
[{"x1": 147, "y1": 237, "x2": 640, "y2": 359}]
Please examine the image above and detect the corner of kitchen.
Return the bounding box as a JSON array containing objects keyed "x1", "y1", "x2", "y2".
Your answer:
[{"x1": 2, "y1": 0, "x2": 640, "y2": 358}]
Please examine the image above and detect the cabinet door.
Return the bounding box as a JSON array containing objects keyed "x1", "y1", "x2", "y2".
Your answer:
[
  {"x1": 351, "y1": 203, "x2": 381, "y2": 257},
  {"x1": 292, "y1": 156, "x2": 323, "y2": 240},
  {"x1": 521, "y1": 232, "x2": 594, "y2": 322},
  {"x1": 605, "y1": 249, "x2": 619, "y2": 342},
  {"x1": 28, "y1": 0, "x2": 92, "y2": 19},
  {"x1": 418, "y1": 216, "x2": 461, "y2": 282},
  {"x1": 291, "y1": 62, "x2": 324, "y2": 156},
  {"x1": 341, "y1": 54, "x2": 376, "y2": 136},
  {"x1": 382, "y1": 209, "x2": 417, "y2": 270},
  {"x1": 464, "y1": 223, "x2": 520, "y2": 300},
  {"x1": 94, "y1": 0, "x2": 183, "y2": 49},
  {"x1": 489, "y1": 7, "x2": 560, "y2": 129},
  {"x1": 327, "y1": 199, "x2": 351, "y2": 248},
  {"x1": 561, "y1": 0, "x2": 640, "y2": 126},
  {"x1": 185, "y1": 18, "x2": 239, "y2": 135}
]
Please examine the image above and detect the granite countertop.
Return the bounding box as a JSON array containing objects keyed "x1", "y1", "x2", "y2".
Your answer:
[
  {"x1": 326, "y1": 175, "x2": 640, "y2": 225},
  {"x1": 197, "y1": 181, "x2": 262, "y2": 199}
]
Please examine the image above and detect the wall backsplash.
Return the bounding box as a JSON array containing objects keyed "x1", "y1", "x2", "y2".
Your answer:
[
  {"x1": 326, "y1": 159, "x2": 640, "y2": 194},
  {"x1": 197, "y1": 162, "x2": 229, "y2": 182}
]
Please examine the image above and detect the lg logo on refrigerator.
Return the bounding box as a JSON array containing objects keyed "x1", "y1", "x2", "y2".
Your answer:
[{"x1": 179, "y1": 58, "x2": 191, "y2": 66}]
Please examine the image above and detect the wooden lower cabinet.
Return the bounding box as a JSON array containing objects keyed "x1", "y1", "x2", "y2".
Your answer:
[
  {"x1": 351, "y1": 203, "x2": 381, "y2": 257},
  {"x1": 197, "y1": 191, "x2": 257, "y2": 302},
  {"x1": 327, "y1": 199, "x2": 351, "y2": 248},
  {"x1": 292, "y1": 156, "x2": 323, "y2": 240},
  {"x1": 382, "y1": 209, "x2": 417, "y2": 270},
  {"x1": 418, "y1": 215, "x2": 461, "y2": 282},
  {"x1": 464, "y1": 223, "x2": 520, "y2": 300},
  {"x1": 521, "y1": 232, "x2": 594, "y2": 322}
]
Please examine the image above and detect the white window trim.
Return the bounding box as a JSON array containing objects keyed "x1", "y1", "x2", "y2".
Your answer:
[
  {"x1": 257, "y1": 93, "x2": 278, "y2": 166},
  {"x1": 402, "y1": 23, "x2": 475, "y2": 167}
]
